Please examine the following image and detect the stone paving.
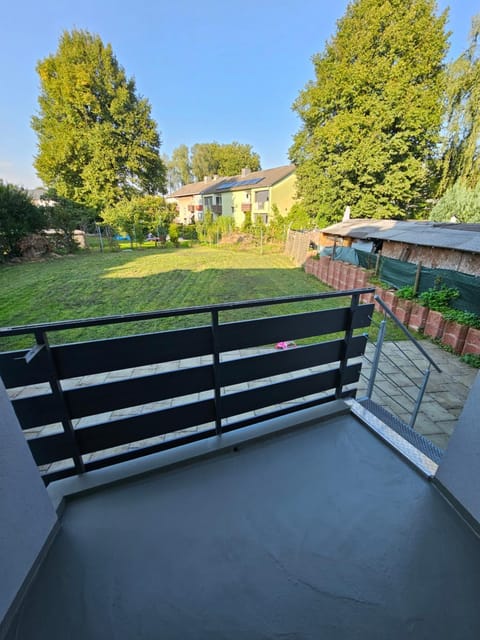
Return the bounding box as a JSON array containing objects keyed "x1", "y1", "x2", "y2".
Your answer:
[
  {"x1": 7, "y1": 339, "x2": 478, "y2": 475},
  {"x1": 357, "y1": 340, "x2": 477, "y2": 450}
]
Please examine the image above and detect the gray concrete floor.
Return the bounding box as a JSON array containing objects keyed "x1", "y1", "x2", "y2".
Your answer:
[{"x1": 6, "y1": 411, "x2": 480, "y2": 639}]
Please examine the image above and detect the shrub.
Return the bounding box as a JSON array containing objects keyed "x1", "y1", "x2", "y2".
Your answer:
[
  {"x1": 168, "y1": 222, "x2": 179, "y2": 246},
  {"x1": 0, "y1": 182, "x2": 46, "y2": 260},
  {"x1": 443, "y1": 309, "x2": 480, "y2": 328},
  {"x1": 461, "y1": 353, "x2": 480, "y2": 369},
  {"x1": 396, "y1": 286, "x2": 416, "y2": 300},
  {"x1": 419, "y1": 285, "x2": 459, "y2": 311}
]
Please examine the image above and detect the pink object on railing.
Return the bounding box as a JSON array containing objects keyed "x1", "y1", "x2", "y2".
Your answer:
[{"x1": 275, "y1": 341, "x2": 296, "y2": 350}]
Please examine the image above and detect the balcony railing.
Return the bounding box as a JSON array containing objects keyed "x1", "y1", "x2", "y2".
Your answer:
[{"x1": 0, "y1": 290, "x2": 373, "y2": 485}]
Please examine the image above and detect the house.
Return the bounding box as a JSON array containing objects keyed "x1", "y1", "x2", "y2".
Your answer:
[
  {"x1": 319, "y1": 218, "x2": 480, "y2": 276},
  {"x1": 167, "y1": 165, "x2": 296, "y2": 227}
]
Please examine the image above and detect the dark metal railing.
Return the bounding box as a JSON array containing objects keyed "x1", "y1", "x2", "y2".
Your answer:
[{"x1": 0, "y1": 290, "x2": 374, "y2": 484}]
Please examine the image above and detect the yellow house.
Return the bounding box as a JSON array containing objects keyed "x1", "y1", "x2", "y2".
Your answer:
[{"x1": 167, "y1": 165, "x2": 296, "y2": 227}]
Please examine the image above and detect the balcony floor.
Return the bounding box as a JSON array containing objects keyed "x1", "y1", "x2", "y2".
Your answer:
[{"x1": 7, "y1": 406, "x2": 480, "y2": 639}]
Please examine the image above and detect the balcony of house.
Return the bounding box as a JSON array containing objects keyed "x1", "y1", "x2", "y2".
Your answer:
[
  {"x1": 253, "y1": 201, "x2": 270, "y2": 213},
  {"x1": 2, "y1": 291, "x2": 480, "y2": 639}
]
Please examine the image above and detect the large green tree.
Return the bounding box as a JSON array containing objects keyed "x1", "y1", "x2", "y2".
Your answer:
[
  {"x1": 190, "y1": 142, "x2": 261, "y2": 181},
  {"x1": 32, "y1": 30, "x2": 166, "y2": 211},
  {"x1": 102, "y1": 195, "x2": 175, "y2": 245},
  {"x1": 439, "y1": 15, "x2": 480, "y2": 193},
  {"x1": 165, "y1": 144, "x2": 192, "y2": 191},
  {"x1": 290, "y1": 0, "x2": 448, "y2": 222},
  {"x1": 430, "y1": 181, "x2": 480, "y2": 222}
]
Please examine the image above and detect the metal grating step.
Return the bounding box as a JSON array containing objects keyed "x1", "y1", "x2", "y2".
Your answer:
[{"x1": 359, "y1": 398, "x2": 444, "y2": 465}]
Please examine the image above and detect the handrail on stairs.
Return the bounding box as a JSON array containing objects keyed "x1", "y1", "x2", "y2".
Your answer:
[
  {"x1": 373, "y1": 295, "x2": 441, "y2": 373},
  {"x1": 365, "y1": 295, "x2": 442, "y2": 430}
]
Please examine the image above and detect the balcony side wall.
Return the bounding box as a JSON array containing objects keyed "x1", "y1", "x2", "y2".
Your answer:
[
  {"x1": 435, "y1": 372, "x2": 480, "y2": 529},
  {"x1": 0, "y1": 378, "x2": 57, "y2": 632}
]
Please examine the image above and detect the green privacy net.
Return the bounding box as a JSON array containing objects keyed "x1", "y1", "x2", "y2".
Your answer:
[{"x1": 320, "y1": 247, "x2": 480, "y2": 315}]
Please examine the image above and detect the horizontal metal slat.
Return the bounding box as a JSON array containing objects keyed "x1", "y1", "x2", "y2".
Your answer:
[
  {"x1": 64, "y1": 364, "x2": 214, "y2": 419},
  {"x1": 41, "y1": 426, "x2": 219, "y2": 484},
  {"x1": 218, "y1": 305, "x2": 373, "y2": 352},
  {"x1": 219, "y1": 335, "x2": 367, "y2": 387},
  {"x1": 12, "y1": 393, "x2": 60, "y2": 430},
  {"x1": 28, "y1": 432, "x2": 71, "y2": 465},
  {"x1": 52, "y1": 325, "x2": 213, "y2": 379},
  {"x1": 220, "y1": 363, "x2": 361, "y2": 418},
  {"x1": 0, "y1": 348, "x2": 50, "y2": 388},
  {"x1": 76, "y1": 398, "x2": 216, "y2": 454}
]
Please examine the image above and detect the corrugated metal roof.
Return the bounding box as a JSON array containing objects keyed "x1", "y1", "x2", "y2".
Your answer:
[{"x1": 322, "y1": 219, "x2": 480, "y2": 254}]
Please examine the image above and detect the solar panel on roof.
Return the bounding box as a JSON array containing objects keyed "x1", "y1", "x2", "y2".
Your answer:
[{"x1": 217, "y1": 177, "x2": 263, "y2": 190}]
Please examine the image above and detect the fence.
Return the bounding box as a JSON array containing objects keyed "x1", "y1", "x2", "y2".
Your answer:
[
  {"x1": 320, "y1": 247, "x2": 480, "y2": 316},
  {"x1": 0, "y1": 291, "x2": 374, "y2": 485}
]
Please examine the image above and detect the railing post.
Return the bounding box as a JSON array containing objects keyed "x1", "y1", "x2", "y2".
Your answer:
[
  {"x1": 366, "y1": 318, "x2": 387, "y2": 400},
  {"x1": 335, "y1": 292, "x2": 358, "y2": 398},
  {"x1": 409, "y1": 366, "x2": 431, "y2": 429},
  {"x1": 35, "y1": 330, "x2": 85, "y2": 474},
  {"x1": 210, "y1": 310, "x2": 223, "y2": 436}
]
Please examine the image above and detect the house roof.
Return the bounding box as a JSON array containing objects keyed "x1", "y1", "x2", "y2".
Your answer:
[
  {"x1": 321, "y1": 219, "x2": 480, "y2": 254},
  {"x1": 166, "y1": 177, "x2": 225, "y2": 198},
  {"x1": 167, "y1": 165, "x2": 296, "y2": 199}
]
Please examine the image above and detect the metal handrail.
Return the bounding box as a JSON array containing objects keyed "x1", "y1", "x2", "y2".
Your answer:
[
  {"x1": 0, "y1": 288, "x2": 375, "y2": 337},
  {"x1": 374, "y1": 295, "x2": 441, "y2": 373}
]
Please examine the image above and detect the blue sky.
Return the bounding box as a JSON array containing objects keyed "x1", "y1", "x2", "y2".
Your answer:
[{"x1": 0, "y1": 0, "x2": 476, "y2": 189}]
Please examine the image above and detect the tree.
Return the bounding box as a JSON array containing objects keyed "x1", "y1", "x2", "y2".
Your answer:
[
  {"x1": 0, "y1": 182, "x2": 46, "y2": 259},
  {"x1": 190, "y1": 142, "x2": 261, "y2": 181},
  {"x1": 32, "y1": 29, "x2": 166, "y2": 212},
  {"x1": 439, "y1": 15, "x2": 480, "y2": 193},
  {"x1": 289, "y1": 0, "x2": 448, "y2": 223},
  {"x1": 167, "y1": 145, "x2": 192, "y2": 190},
  {"x1": 430, "y1": 181, "x2": 480, "y2": 222},
  {"x1": 102, "y1": 195, "x2": 175, "y2": 246}
]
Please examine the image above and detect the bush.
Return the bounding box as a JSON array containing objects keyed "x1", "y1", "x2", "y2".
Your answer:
[
  {"x1": 461, "y1": 353, "x2": 480, "y2": 369},
  {"x1": 168, "y1": 222, "x2": 179, "y2": 246},
  {"x1": 179, "y1": 224, "x2": 197, "y2": 240},
  {"x1": 419, "y1": 285, "x2": 459, "y2": 311},
  {"x1": 0, "y1": 182, "x2": 46, "y2": 260},
  {"x1": 443, "y1": 309, "x2": 480, "y2": 328},
  {"x1": 396, "y1": 285, "x2": 416, "y2": 300}
]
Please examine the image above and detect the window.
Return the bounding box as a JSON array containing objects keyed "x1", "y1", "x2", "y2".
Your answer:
[{"x1": 254, "y1": 190, "x2": 269, "y2": 210}]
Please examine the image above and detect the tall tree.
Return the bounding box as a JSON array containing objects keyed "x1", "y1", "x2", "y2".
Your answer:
[
  {"x1": 439, "y1": 15, "x2": 480, "y2": 193},
  {"x1": 430, "y1": 182, "x2": 480, "y2": 222},
  {"x1": 32, "y1": 29, "x2": 166, "y2": 211},
  {"x1": 166, "y1": 144, "x2": 192, "y2": 191},
  {"x1": 290, "y1": 0, "x2": 448, "y2": 222},
  {"x1": 190, "y1": 142, "x2": 261, "y2": 181}
]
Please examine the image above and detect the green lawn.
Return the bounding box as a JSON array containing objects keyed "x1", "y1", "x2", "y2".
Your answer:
[{"x1": 2, "y1": 245, "x2": 363, "y2": 348}]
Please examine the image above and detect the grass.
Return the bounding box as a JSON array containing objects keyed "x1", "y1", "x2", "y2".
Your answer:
[{"x1": 0, "y1": 244, "x2": 394, "y2": 349}]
